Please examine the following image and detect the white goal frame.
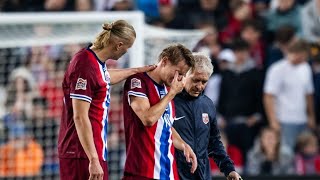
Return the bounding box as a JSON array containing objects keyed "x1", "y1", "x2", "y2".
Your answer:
[
  {"x1": 0, "y1": 11, "x2": 145, "y2": 67},
  {"x1": 0, "y1": 11, "x2": 205, "y2": 67}
]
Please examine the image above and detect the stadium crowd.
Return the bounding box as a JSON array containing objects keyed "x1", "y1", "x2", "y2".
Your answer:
[{"x1": 0, "y1": 0, "x2": 319, "y2": 179}]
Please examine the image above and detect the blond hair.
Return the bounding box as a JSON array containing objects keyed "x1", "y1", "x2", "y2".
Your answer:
[{"x1": 92, "y1": 20, "x2": 136, "y2": 50}]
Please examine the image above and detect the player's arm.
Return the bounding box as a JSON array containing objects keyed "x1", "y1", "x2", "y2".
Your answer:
[
  {"x1": 130, "y1": 91, "x2": 176, "y2": 126},
  {"x1": 172, "y1": 127, "x2": 197, "y2": 173},
  {"x1": 72, "y1": 99, "x2": 103, "y2": 179},
  {"x1": 130, "y1": 71, "x2": 184, "y2": 126},
  {"x1": 109, "y1": 65, "x2": 156, "y2": 85}
]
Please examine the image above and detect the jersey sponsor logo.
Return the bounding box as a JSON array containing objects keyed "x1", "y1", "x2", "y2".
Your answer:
[
  {"x1": 131, "y1": 78, "x2": 142, "y2": 89},
  {"x1": 75, "y1": 78, "x2": 87, "y2": 90},
  {"x1": 174, "y1": 116, "x2": 185, "y2": 121},
  {"x1": 202, "y1": 113, "x2": 209, "y2": 124}
]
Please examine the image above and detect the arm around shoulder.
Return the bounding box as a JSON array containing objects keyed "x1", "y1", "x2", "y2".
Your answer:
[{"x1": 109, "y1": 65, "x2": 156, "y2": 85}]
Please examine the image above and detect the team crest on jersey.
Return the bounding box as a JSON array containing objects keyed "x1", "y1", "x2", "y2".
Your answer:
[
  {"x1": 75, "y1": 78, "x2": 87, "y2": 90},
  {"x1": 202, "y1": 113, "x2": 209, "y2": 124},
  {"x1": 131, "y1": 78, "x2": 141, "y2": 89}
]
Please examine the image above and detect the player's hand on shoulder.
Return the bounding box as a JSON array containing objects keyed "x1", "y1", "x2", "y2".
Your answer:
[
  {"x1": 170, "y1": 71, "x2": 185, "y2": 95},
  {"x1": 136, "y1": 64, "x2": 157, "y2": 73}
]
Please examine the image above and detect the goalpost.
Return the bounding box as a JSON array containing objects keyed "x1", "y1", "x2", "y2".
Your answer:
[
  {"x1": 0, "y1": 11, "x2": 204, "y2": 67},
  {"x1": 0, "y1": 11, "x2": 205, "y2": 180}
]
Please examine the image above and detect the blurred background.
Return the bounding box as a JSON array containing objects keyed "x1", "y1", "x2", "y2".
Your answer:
[{"x1": 0, "y1": 0, "x2": 319, "y2": 179}]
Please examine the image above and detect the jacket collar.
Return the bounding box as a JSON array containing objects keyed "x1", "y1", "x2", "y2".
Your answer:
[{"x1": 178, "y1": 89, "x2": 202, "y2": 100}]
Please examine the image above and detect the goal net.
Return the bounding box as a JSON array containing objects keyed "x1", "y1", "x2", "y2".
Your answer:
[{"x1": 0, "y1": 12, "x2": 204, "y2": 180}]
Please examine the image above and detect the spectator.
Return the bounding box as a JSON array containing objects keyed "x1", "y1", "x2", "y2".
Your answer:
[
  {"x1": 110, "y1": 0, "x2": 133, "y2": 11},
  {"x1": 0, "y1": 117, "x2": 4, "y2": 145},
  {"x1": 295, "y1": 131, "x2": 320, "y2": 175},
  {"x1": 265, "y1": 25, "x2": 296, "y2": 69},
  {"x1": 264, "y1": 39, "x2": 316, "y2": 149},
  {"x1": 94, "y1": 0, "x2": 133, "y2": 11},
  {"x1": 217, "y1": 39, "x2": 263, "y2": 161},
  {"x1": 310, "y1": 43, "x2": 320, "y2": 139},
  {"x1": 1, "y1": 0, "x2": 46, "y2": 11},
  {"x1": 251, "y1": 0, "x2": 271, "y2": 18},
  {"x1": 265, "y1": 0, "x2": 302, "y2": 35},
  {"x1": 6, "y1": 67, "x2": 36, "y2": 119},
  {"x1": 135, "y1": 0, "x2": 160, "y2": 24},
  {"x1": 38, "y1": 62, "x2": 64, "y2": 120},
  {"x1": 107, "y1": 92, "x2": 125, "y2": 180},
  {"x1": 246, "y1": 127, "x2": 294, "y2": 175},
  {"x1": 205, "y1": 48, "x2": 235, "y2": 106},
  {"x1": 24, "y1": 46, "x2": 54, "y2": 87},
  {"x1": 301, "y1": 0, "x2": 320, "y2": 43},
  {"x1": 1, "y1": 0, "x2": 92, "y2": 12},
  {"x1": 152, "y1": 0, "x2": 193, "y2": 29},
  {"x1": 45, "y1": 0, "x2": 91, "y2": 11},
  {"x1": 193, "y1": 22, "x2": 221, "y2": 73},
  {"x1": 26, "y1": 97, "x2": 59, "y2": 175},
  {"x1": 0, "y1": 87, "x2": 6, "y2": 118},
  {"x1": 240, "y1": 19, "x2": 265, "y2": 69},
  {"x1": 219, "y1": 0, "x2": 252, "y2": 45},
  {"x1": 0, "y1": 123, "x2": 44, "y2": 177},
  {"x1": 0, "y1": 48, "x2": 26, "y2": 86},
  {"x1": 189, "y1": 0, "x2": 228, "y2": 30}
]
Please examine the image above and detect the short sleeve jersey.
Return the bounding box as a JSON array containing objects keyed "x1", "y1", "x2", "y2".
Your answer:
[
  {"x1": 123, "y1": 72, "x2": 179, "y2": 180},
  {"x1": 58, "y1": 46, "x2": 110, "y2": 161}
]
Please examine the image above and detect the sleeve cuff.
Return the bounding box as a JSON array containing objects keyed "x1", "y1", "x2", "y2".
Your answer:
[
  {"x1": 127, "y1": 91, "x2": 147, "y2": 105},
  {"x1": 224, "y1": 165, "x2": 236, "y2": 177},
  {"x1": 70, "y1": 93, "x2": 92, "y2": 103},
  {"x1": 128, "y1": 91, "x2": 147, "y2": 98}
]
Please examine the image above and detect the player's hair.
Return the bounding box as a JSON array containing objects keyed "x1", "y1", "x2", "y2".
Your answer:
[
  {"x1": 158, "y1": 43, "x2": 194, "y2": 68},
  {"x1": 92, "y1": 19, "x2": 136, "y2": 50},
  {"x1": 190, "y1": 52, "x2": 213, "y2": 77}
]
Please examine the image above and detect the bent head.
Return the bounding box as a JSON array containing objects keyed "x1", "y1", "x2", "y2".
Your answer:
[
  {"x1": 185, "y1": 53, "x2": 213, "y2": 97},
  {"x1": 158, "y1": 44, "x2": 194, "y2": 86},
  {"x1": 92, "y1": 19, "x2": 136, "y2": 60}
]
